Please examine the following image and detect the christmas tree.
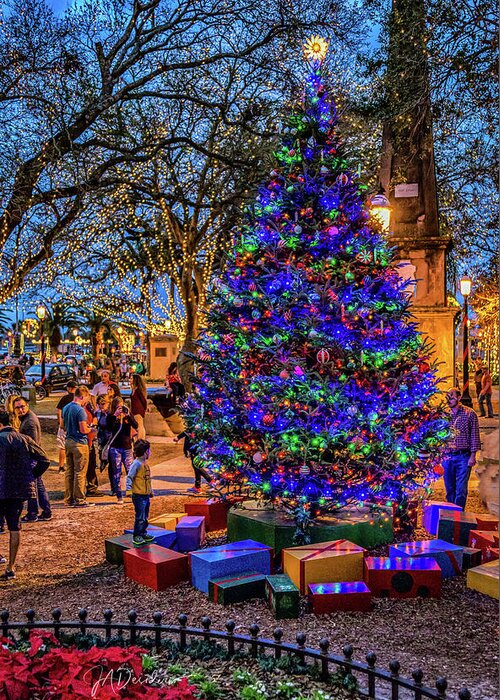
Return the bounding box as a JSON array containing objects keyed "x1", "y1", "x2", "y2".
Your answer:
[{"x1": 182, "y1": 37, "x2": 450, "y2": 526}]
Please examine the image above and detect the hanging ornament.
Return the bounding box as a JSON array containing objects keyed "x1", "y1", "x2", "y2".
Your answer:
[
  {"x1": 222, "y1": 334, "x2": 235, "y2": 345},
  {"x1": 308, "y1": 329, "x2": 319, "y2": 338},
  {"x1": 356, "y1": 249, "x2": 373, "y2": 264},
  {"x1": 320, "y1": 165, "x2": 329, "y2": 174},
  {"x1": 249, "y1": 282, "x2": 257, "y2": 291},
  {"x1": 199, "y1": 351, "x2": 212, "y2": 361},
  {"x1": 346, "y1": 405, "x2": 357, "y2": 416},
  {"x1": 263, "y1": 414, "x2": 274, "y2": 426},
  {"x1": 284, "y1": 310, "x2": 292, "y2": 321},
  {"x1": 337, "y1": 173, "x2": 349, "y2": 186},
  {"x1": 299, "y1": 465, "x2": 310, "y2": 476},
  {"x1": 316, "y1": 348, "x2": 330, "y2": 364},
  {"x1": 279, "y1": 370, "x2": 289, "y2": 380},
  {"x1": 253, "y1": 452, "x2": 264, "y2": 464},
  {"x1": 294, "y1": 225, "x2": 302, "y2": 234},
  {"x1": 234, "y1": 299, "x2": 243, "y2": 308},
  {"x1": 252, "y1": 310, "x2": 261, "y2": 319},
  {"x1": 294, "y1": 366, "x2": 305, "y2": 377}
]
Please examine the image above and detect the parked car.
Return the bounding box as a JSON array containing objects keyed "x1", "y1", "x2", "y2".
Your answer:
[{"x1": 25, "y1": 363, "x2": 77, "y2": 399}]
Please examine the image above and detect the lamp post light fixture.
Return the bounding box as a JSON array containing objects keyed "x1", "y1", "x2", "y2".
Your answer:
[
  {"x1": 369, "y1": 185, "x2": 392, "y2": 233},
  {"x1": 459, "y1": 276, "x2": 473, "y2": 407},
  {"x1": 36, "y1": 304, "x2": 47, "y2": 386}
]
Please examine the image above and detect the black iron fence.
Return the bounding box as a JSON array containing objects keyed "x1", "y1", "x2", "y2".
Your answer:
[{"x1": 0, "y1": 608, "x2": 471, "y2": 700}]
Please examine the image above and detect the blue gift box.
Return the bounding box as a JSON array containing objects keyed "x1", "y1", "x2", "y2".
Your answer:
[
  {"x1": 421, "y1": 500, "x2": 462, "y2": 536},
  {"x1": 123, "y1": 525, "x2": 177, "y2": 550},
  {"x1": 189, "y1": 539, "x2": 273, "y2": 593},
  {"x1": 176, "y1": 516, "x2": 206, "y2": 552},
  {"x1": 390, "y1": 539, "x2": 463, "y2": 578}
]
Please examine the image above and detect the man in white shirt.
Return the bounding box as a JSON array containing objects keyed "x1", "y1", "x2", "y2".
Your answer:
[{"x1": 91, "y1": 370, "x2": 121, "y2": 407}]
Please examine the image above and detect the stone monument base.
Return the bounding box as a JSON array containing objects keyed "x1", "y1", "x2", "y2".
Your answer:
[{"x1": 227, "y1": 500, "x2": 394, "y2": 555}]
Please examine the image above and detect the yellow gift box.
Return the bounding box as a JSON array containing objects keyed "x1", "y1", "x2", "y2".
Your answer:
[
  {"x1": 282, "y1": 539, "x2": 365, "y2": 594},
  {"x1": 466, "y1": 560, "x2": 499, "y2": 599},
  {"x1": 150, "y1": 512, "x2": 186, "y2": 530}
]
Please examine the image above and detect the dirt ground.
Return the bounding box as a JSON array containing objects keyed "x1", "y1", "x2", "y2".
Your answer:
[{"x1": 0, "y1": 394, "x2": 498, "y2": 699}]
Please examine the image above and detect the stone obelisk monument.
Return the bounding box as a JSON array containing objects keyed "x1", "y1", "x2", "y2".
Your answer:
[{"x1": 379, "y1": 0, "x2": 458, "y2": 387}]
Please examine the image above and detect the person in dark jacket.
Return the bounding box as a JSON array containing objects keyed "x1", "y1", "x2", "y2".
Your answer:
[
  {"x1": 174, "y1": 430, "x2": 212, "y2": 494},
  {"x1": 13, "y1": 397, "x2": 52, "y2": 522},
  {"x1": 106, "y1": 397, "x2": 138, "y2": 503},
  {"x1": 0, "y1": 410, "x2": 50, "y2": 580}
]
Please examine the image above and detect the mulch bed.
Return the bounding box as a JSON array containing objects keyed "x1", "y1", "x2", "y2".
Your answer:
[{"x1": 0, "y1": 488, "x2": 498, "y2": 699}]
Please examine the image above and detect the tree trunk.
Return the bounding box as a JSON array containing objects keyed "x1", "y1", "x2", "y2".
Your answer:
[{"x1": 177, "y1": 270, "x2": 199, "y2": 391}]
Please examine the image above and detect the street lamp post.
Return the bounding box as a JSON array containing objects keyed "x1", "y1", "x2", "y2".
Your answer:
[
  {"x1": 369, "y1": 184, "x2": 392, "y2": 233},
  {"x1": 36, "y1": 304, "x2": 47, "y2": 386},
  {"x1": 459, "y1": 276, "x2": 473, "y2": 407}
]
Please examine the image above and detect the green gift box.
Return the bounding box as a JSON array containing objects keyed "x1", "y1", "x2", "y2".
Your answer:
[
  {"x1": 265, "y1": 574, "x2": 300, "y2": 619},
  {"x1": 437, "y1": 511, "x2": 478, "y2": 546},
  {"x1": 208, "y1": 571, "x2": 266, "y2": 605},
  {"x1": 105, "y1": 534, "x2": 135, "y2": 565},
  {"x1": 462, "y1": 547, "x2": 482, "y2": 571}
]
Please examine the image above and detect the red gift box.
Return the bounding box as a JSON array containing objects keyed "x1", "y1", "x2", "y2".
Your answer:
[
  {"x1": 484, "y1": 547, "x2": 499, "y2": 562},
  {"x1": 468, "y1": 530, "x2": 500, "y2": 562},
  {"x1": 475, "y1": 515, "x2": 499, "y2": 531},
  {"x1": 308, "y1": 581, "x2": 372, "y2": 614},
  {"x1": 123, "y1": 545, "x2": 188, "y2": 591},
  {"x1": 184, "y1": 499, "x2": 229, "y2": 532},
  {"x1": 364, "y1": 557, "x2": 442, "y2": 598}
]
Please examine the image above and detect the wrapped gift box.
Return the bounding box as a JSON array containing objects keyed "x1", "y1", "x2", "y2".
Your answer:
[
  {"x1": 462, "y1": 547, "x2": 483, "y2": 571},
  {"x1": 389, "y1": 539, "x2": 463, "y2": 578},
  {"x1": 123, "y1": 526, "x2": 176, "y2": 549},
  {"x1": 190, "y1": 539, "x2": 273, "y2": 594},
  {"x1": 105, "y1": 534, "x2": 135, "y2": 565},
  {"x1": 184, "y1": 499, "x2": 229, "y2": 532},
  {"x1": 150, "y1": 512, "x2": 186, "y2": 530},
  {"x1": 265, "y1": 574, "x2": 300, "y2": 619},
  {"x1": 364, "y1": 557, "x2": 441, "y2": 598},
  {"x1": 282, "y1": 540, "x2": 365, "y2": 594},
  {"x1": 484, "y1": 547, "x2": 499, "y2": 562},
  {"x1": 123, "y1": 545, "x2": 188, "y2": 591},
  {"x1": 176, "y1": 516, "x2": 206, "y2": 552},
  {"x1": 422, "y1": 501, "x2": 461, "y2": 536},
  {"x1": 468, "y1": 530, "x2": 499, "y2": 561},
  {"x1": 437, "y1": 511, "x2": 478, "y2": 546},
  {"x1": 308, "y1": 581, "x2": 372, "y2": 614},
  {"x1": 466, "y1": 560, "x2": 499, "y2": 599},
  {"x1": 475, "y1": 514, "x2": 499, "y2": 531},
  {"x1": 208, "y1": 571, "x2": 266, "y2": 604}
]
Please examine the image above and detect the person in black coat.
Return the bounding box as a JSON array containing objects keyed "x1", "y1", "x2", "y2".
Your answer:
[{"x1": 0, "y1": 410, "x2": 50, "y2": 580}]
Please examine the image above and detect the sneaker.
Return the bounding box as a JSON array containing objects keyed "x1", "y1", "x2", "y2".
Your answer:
[
  {"x1": 132, "y1": 536, "x2": 145, "y2": 546},
  {"x1": 72, "y1": 502, "x2": 92, "y2": 508},
  {"x1": 187, "y1": 487, "x2": 202, "y2": 494},
  {"x1": 116, "y1": 498, "x2": 124, "y2": 505},
  {"x1": 0, "y1": 569, "x2": 15, "y2": 581},
  {"x1": 38, "y1": 512, "x2": 52, "y2": 522},
  {"x1": 142, "y1": 534, "x2": 156, "y2": 543},
  {"x1": 87, "y1": 491, "x2": 106, "y2": 497},
  {"x1": 21, "y1": 515, "x2": 38, "y2": 523},
  {"x1": 0, "y1": 555, "x2": 6, "y2": 565}
]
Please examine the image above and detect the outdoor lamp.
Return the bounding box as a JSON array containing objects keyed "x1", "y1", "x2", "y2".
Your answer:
[
  {"x1": 36, "y1": 304, "x2": 46, "y2": 321},
  {"x1": 460, "y1": 276, "x2": 472, "y2": 298},
  {"x1": 369, "y1": 185, "x2": 392, "y2": 233}
]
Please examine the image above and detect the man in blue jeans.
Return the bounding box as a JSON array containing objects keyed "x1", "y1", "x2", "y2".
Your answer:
[{"x1": 443, "y1": 389, "x2": 481, "y2": 509}]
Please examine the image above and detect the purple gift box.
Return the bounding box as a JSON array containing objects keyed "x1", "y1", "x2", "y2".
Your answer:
[
  {"x1": 176, "y1": 516, "x2": 206, "y2": 552},
  {"x1": 123, "y1": 525, "x2": 177, "y2": 550},
  {"x1": 390, "y1": 539, "x2": 463, "y2": 578},
  {"x1": 189, "y1": 539, "x2": 273, "y2": 593},
  {"x1": 422, "y1": 500, "x2": 462, "y2": 536}
]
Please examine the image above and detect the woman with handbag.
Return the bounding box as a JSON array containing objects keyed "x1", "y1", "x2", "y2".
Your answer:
[{"x1": 105, "y1": 396, "x2": 138, "y2": 504}]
